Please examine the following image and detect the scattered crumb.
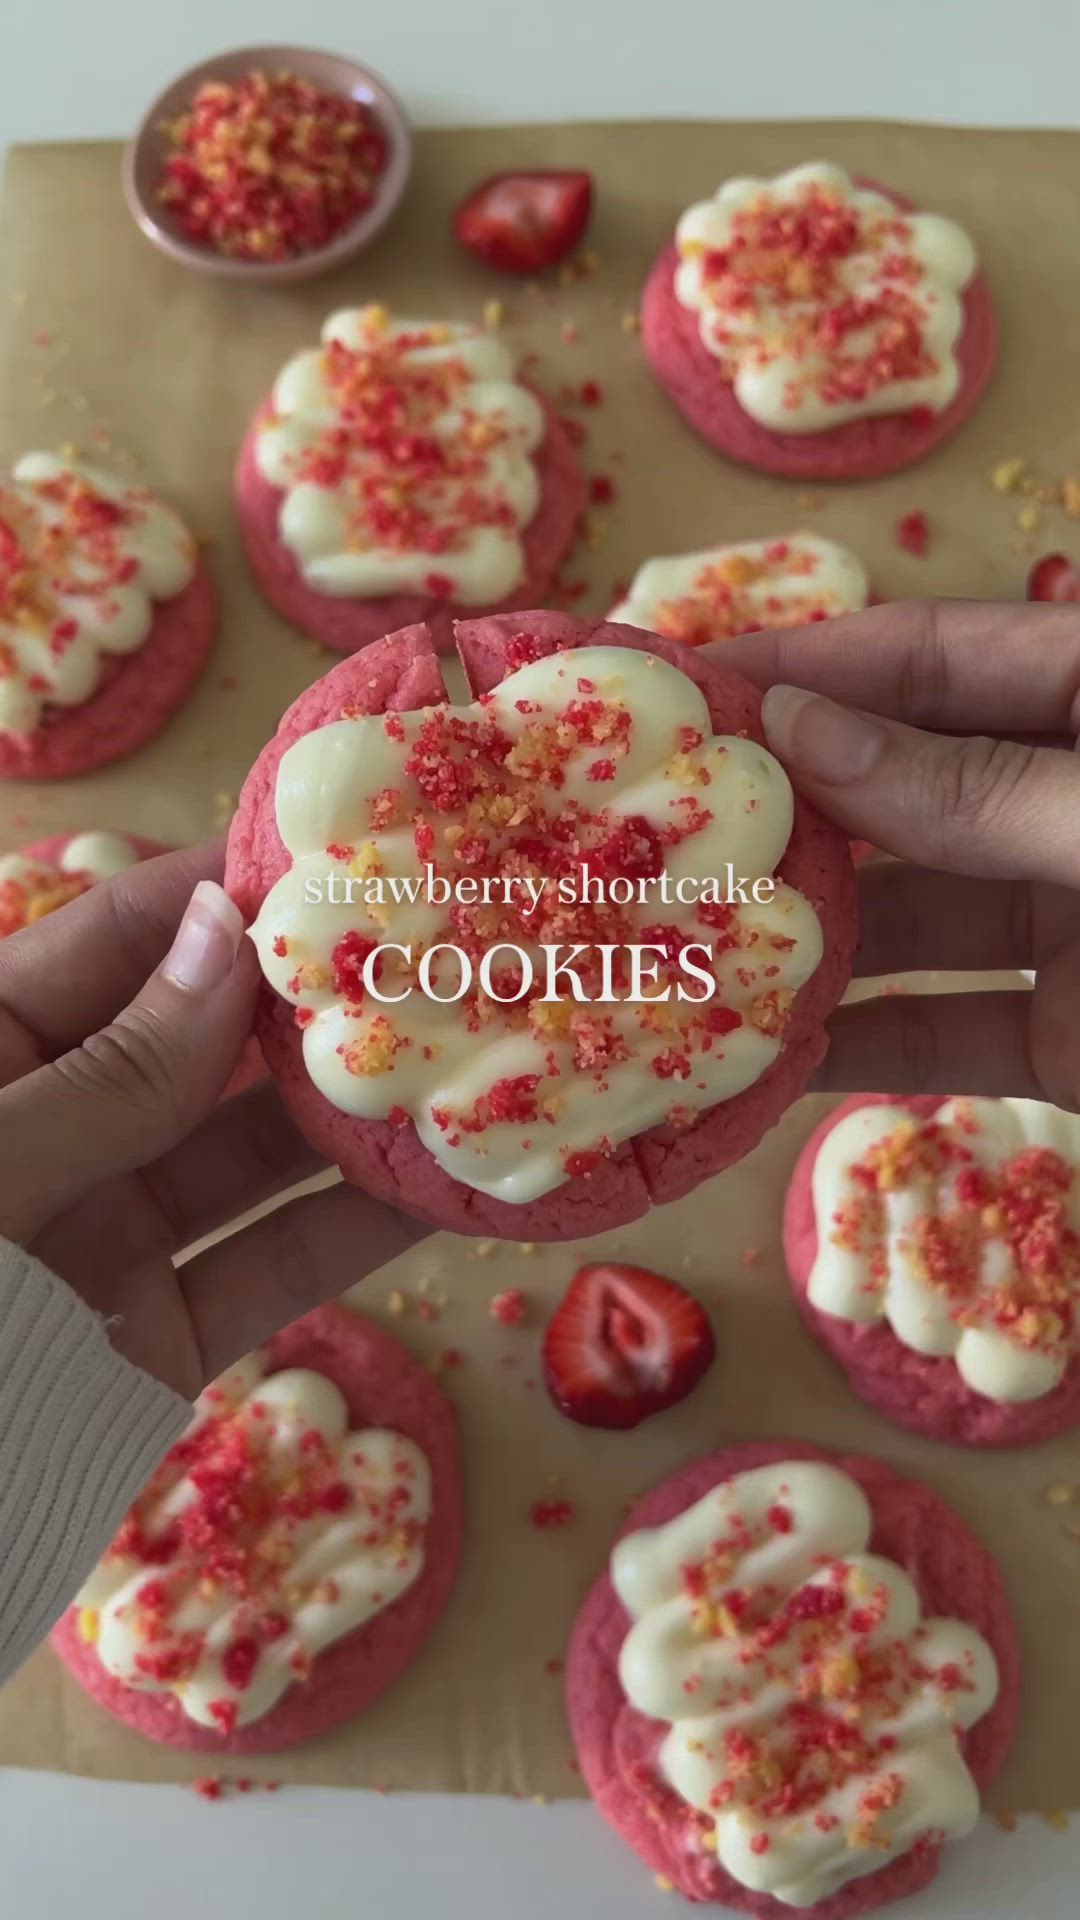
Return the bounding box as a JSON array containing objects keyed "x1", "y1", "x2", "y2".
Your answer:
[
  {"x1": 1043, "y1": 1809, "x2": 1070, "y2": 1832},
  {"x1": 532, "y1": 1794, "x2": 548, "y2": 1806},
  {"x1": 795, "y1": 491, "x2": 824, "y2": 510},
  {"x1": 620, "y1": 310, "x2": 640, "y2": 335},
  {"x1": 32, "y1": 329, "x2": 50, "y2": 348},
  {"x1": 416, "y1": 1298, "x2": 441, "y2": 1323},
  {"x1": 191, "y1": 1776, "x2": 279, "y2": 1801},
  {"x1": 559, "y1": 320, "x2": 579, "y2": 345},
  {"x1": 895, "y1": 509, "x2": 930, "y2": 556},
  {"x1": 1016, "y1": 503, "x2": 1040, "y2": 533},
  {"x1": 1064, "y1": 476, "x2": 1080, "y2": 518},
  {"x1": 1045, "y1": 1484, "x2": 1079, "y2": 1507},
  {"x1": 212, "y1": 789, "x2": 237, "y2": 830},
  {"x1": 217, "y1": 673, "x2": 239, "y2": 692},
  {"x1": 993, "y1": 1809, "x2": 1017, "y2": 1832},
  {"x1": 741, "y1": 1246, "x2": 761, "y2": 1268},
  {"x1": 579, "y1": 379, "x2": 603, "y2": 407},
  {"x1": 473, "y1": 1240, "x2": 496, "y2": 1260},
  {"x1": 544, "y1": 1657, "x2": 564, "y2": 1676},
  {"x1": 530, "y1": 1498, "x2": 575, "y2": 1530},
  {"x1": 427, "y1": 1347, "x2": 463, "y2": 1377},
  {"x1": 490, "y1": 1288, "x2": 528, "y2": 1326},
  {"x1": 482, "y1": 298, "x2": 505, "y2": 330},
  {"x1": 589, "y1": 473, "x2": 615, "y2": 505},
  {"x1": 518, "y1": 1241, "x2": 537, "y2": 1256},
  {"x1": 386, "y1": 1289, "x2": 407, "y2": 1317},
  {"x1": 990, "y1": 458, "x2": 1027, "y2": 494},
  {"x1": 655, "y1": 1876, "x2": 675, "y2": 1893}
]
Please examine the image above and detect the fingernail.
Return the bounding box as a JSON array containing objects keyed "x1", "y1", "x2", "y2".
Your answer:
[
  {"x1": 163, "y1": 881, "x2": 244, "y2": 992},
  {"x1": 761, "y1": 685, "x2": 885, "y2": 783}
]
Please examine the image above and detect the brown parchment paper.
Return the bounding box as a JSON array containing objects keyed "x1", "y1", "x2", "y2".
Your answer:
[{"x1": 0, "y1": 121, "x2": 1078, "y2": 1812}]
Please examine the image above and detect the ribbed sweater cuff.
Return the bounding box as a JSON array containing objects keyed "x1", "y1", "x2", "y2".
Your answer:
[{"x1": 0, "y1": 1237, "x2": 189, "y2": 1684}]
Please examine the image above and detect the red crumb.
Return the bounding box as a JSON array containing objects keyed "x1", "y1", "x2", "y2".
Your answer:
[
  {"x1": 491, "y1": 1288, "x2": 528, "y2": 1326},
  {"x1": 896, "y1": 510, "x2": 930, "y2": 556},
  {"x1": 530, "y1": 1498, "x2": 576, "y2": 1530}
]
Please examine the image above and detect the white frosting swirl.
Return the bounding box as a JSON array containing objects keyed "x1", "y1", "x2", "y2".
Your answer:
[
  {"x1": 610, "y1": 533, "x2": 868, "y2": 644},
  {"x1": 808, "y1": 1097, "x2": 1080, "y2": 1403},
  {"x1": 254, "y1": 307, "x2": 545, "y2": 603},
  {"x1": 614, "y1": 1460, "x2": 998, "y2": 1909},
  {"x1": 248, "y1": 646, "x2": 823, "y2": 1204},
  {"x1": 0, "y1": 454, "x2": 196, "y2": 735},
  {"x1": 76, "y1": 1351, "x2": 430, "y2": 1731},
  {"x1": 674, "y1": 162, "x2": 978, "y2": 433}
]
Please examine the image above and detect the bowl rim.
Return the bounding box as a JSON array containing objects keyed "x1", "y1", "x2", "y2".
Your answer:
[{"x1": 121, "y1": 42, "x2": 413, "y2": 282}]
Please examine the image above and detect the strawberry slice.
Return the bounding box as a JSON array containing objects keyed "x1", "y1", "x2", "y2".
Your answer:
[
  {"x1": 1027, "y1": 552, "x2": 1080, "y2": 602},
  {"x1": 541, "y1": 1261, "x2": 715, "y2": 1429},
  {"x1": 453, "y1": 170, "x2": 593, "y2": 275}
]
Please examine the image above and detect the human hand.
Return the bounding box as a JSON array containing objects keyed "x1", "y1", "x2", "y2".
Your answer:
[
  {"x1": 0, "y1": 844, "x2": 425, "y2": 1399},
  {"x1": 711, "y1": 600, "x2": 1080, "y2": 1110}
]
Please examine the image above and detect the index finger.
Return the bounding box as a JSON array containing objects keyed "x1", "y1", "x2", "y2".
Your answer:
[
  {"x1": 710, "y1": 599, "x2": 1080, "y2": 736},
  {"x1": 0, "y1": 842, "x2": 224, "y2": 1069}
]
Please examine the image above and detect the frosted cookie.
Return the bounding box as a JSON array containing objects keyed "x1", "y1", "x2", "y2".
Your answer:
[
  {"x1": 568, "y1": 1442, "x2": 1020, "y2": 1916},
  {"x1": 785, "y1": 1094, "x2": 1080, "y2": 1447},
  {"x1": 0, "y1": 454, "x2": 215, "y2": 778},
  {"x1": 610, "y1": 533, "x2": 869, "y2": 647},
  {"x1": 225, "y1": 612, "x2": 856, "y2": 1241},
  {"x1": 0, "y1": 830, "x2": 157, "y2": 934},
  {"x1": 51, "y1": 1306, "x2": 463, "y2": 1754},
  {"x1": 234, "y1": 306, "x2": 585, "y2": 655},
  {"x1": 642, "y1": 162, "x2": 996, "y2": 481}
]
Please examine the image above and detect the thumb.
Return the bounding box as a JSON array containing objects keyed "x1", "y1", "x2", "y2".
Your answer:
[
  {"x1": 760, "y1": 685, "x2": 1080, "y2": 888},
  {"x1": 0, "y1": 881, "x2": 257, "y2": 1243}
]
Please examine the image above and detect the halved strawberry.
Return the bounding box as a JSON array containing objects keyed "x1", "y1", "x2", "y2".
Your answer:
[
  {"x1": 453, "y1": 170, "x2": 593, "y2": 276},
  {"x1": 541, "y1": 1261, "x2": 715, "y2": 1429},
  {"x1": 1027, "y1": 552, "x2": 1080, "y2": 602}
]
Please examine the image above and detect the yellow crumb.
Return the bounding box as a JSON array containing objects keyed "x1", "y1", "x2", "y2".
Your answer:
[
  {"x1": 76, "y1": 1607, "x2": 99, "y2": 1645},
  {"x1": 1016, "y1": 505, "x2": 1040, "y2": 533},
  {"x1": 621, "y1": 310, "x2": 640, "y2": 335},
  {"x1": 990, "y1": 457, "x2": 1026, "y2": 494},
  {"x1": 482, "y1": 299, "x2": 505, "y2": 329}
]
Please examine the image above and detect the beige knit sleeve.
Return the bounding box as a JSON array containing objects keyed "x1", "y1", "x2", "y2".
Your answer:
[{"x1": 0, "y1": 1237, "x2": 189, "y2": 1685}]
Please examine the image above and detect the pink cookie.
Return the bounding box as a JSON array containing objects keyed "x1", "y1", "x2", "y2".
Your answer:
[
  {"x1": 234, "y1": 396, "x2": 585, "y2": 657},
  {"x1": 567, "y1": 1440, "x2": 1021, "y2": 1918},
  {"x1": 0, "y1": 563, "x2": 216, "y2": 780},
  {"x1": 51, "y1": 1305, "x2": 463, "y2": 1755},
  {"x1": 641, "y1": 180, "x2": 997, "y2": 483},
  {"x1": 785, "y1": 1094, "x2": 1080, "y2": 1448},
  {"x1": 0, "y1": 833, "x2": 261, "y2": 1091},
  {"x1": 226, "y1": 614, "x2": 856, "y2": 1241}
]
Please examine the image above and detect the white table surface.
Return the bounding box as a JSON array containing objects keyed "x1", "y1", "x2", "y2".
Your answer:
[{"x1": 3, "y1": 3, "x2": 1079, "y2": 1913}]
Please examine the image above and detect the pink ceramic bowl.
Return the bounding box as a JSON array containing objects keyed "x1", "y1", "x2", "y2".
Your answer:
[{"x1": 122, "y1": 44, "x2": 412, "y2": 285}]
